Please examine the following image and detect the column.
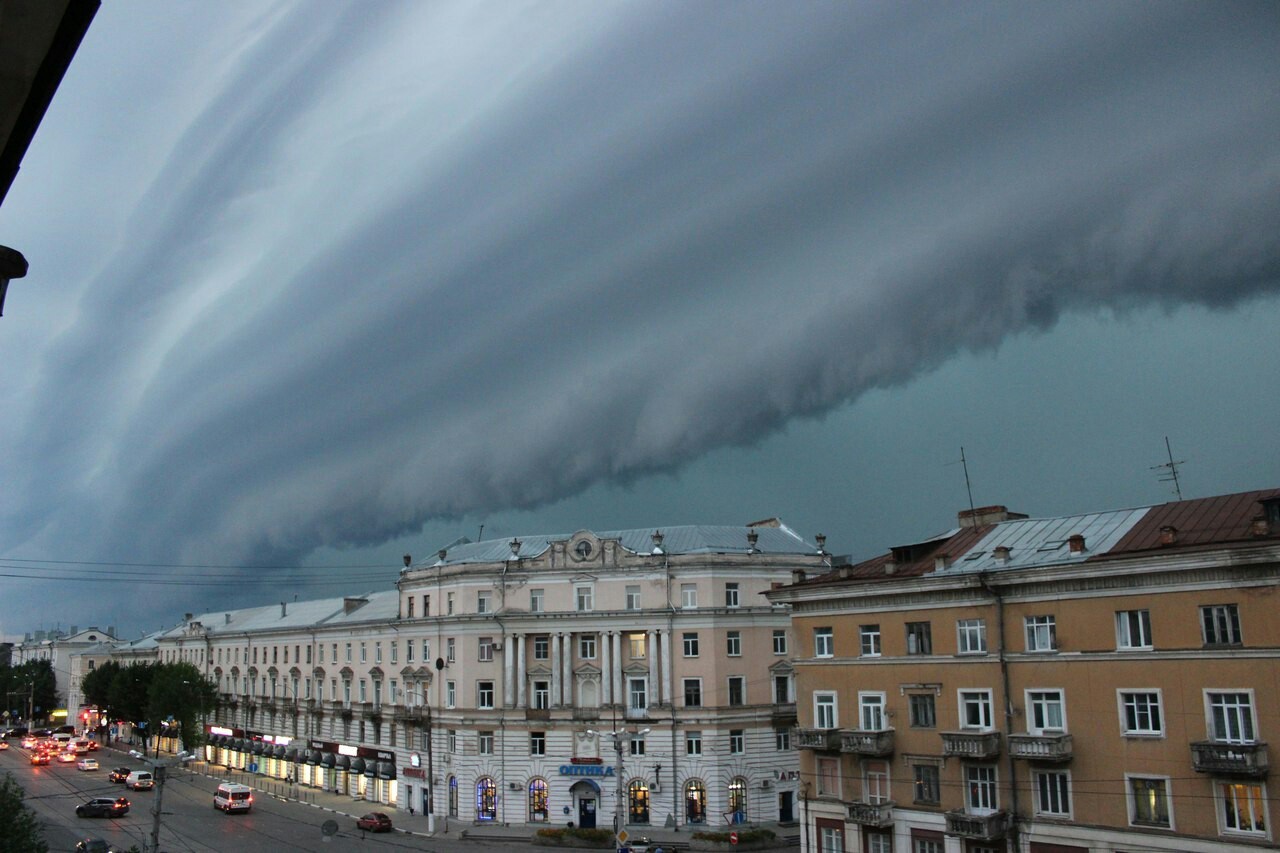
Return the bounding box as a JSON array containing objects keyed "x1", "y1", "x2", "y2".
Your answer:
[
  {"x1": 517, "y1": 634, "x2": 527, "y2": 708},
  {"x1": 612, "y1": 633, "x2": 624, "y2": 708},
  {"x1": 660, "y1": 628, "x2": 672, "y2": 707},
  {"x1": 602, "y1": 632, "x2": 613, "y2": 706},
  {"x1": 551, "y1": 634, "x2": 562, "y2": 707},
  {"x1": 647, "y1": 629, "x2": 658, "y2": 706},
  {"x1": 562, "y1": 632, "x2": 574, "y2": 706},
  {"x1": 504, "y1": 637, "x2": 515, "y2": 708}
]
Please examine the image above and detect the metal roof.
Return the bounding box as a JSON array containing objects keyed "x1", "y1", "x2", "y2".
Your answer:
[{"x1": 943, "y1": 507, "x2": 1150, "y2": 574}]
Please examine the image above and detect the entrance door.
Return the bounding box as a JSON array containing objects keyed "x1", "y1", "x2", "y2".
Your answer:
[
  {"x1": 579, "y1": 797, "x2": 597, "y2": 829},
  {"x1": 778, "y1": 790, "x2": 794, "y2": 823}
]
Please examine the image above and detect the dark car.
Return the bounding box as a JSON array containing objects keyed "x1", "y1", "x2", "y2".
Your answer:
[
  {"x1": 356, "y1": 812, "x2": 393, "y2": 832},
  {"x1": 76, "y1": 797, "x2": 130, "y2": 818},
  {"x1": 108, "y1": 767, "x2": 131, "y2": 783},
  {"x1": 75, "y1": 840, "x2": 124, "y2": 853}
]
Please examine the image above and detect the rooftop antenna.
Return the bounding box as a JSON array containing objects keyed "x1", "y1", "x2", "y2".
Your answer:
[
  {"x1": 478, "y1": 523, "x2": 484, "y2": 542},
  {"x1": 947, "y1": 447, "x2": 978, "y2": 526},
  {"x1": 1150, "y1": 436, "x2": 1185, "y2": 500}
]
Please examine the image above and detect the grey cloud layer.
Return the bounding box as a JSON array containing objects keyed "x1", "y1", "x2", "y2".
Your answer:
[{"x1": 5, "y1": 3, "x2": 1279, "y2": 573}]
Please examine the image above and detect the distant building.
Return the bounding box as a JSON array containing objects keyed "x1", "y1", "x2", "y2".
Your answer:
[
  {"x1": 770, "y1": 489, "x2": 1280, "y2": 853},
  {"x1": 12, "y1": 625, "x2": 118, "y2": 721}
]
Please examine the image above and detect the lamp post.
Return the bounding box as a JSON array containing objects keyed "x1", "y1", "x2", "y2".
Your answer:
[{"x1": 589, "y1": 727, "x2": 649, "y2": 842}]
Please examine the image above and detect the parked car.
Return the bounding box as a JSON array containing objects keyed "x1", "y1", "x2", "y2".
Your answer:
[
  {"x1": 124, "y1": 770, "x2": 154, "y2": 790},
  {"x1": 76, "y1": 797, "x2": 130, "y2": 818},
  {"x1": 356, "y1": 812, "x2": 393, "y2": 832},
  {"x1": 108, "y1": 767, "x2": 131, "y2": 783},
  {"x1": 77, "y1": 758, "x2": 99, "y2": 771}
]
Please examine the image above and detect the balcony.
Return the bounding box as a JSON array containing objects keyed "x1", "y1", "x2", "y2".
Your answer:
[
  {"x1": 526, "y1": 708, "x2": 551, "y2": 721},
  {"x1": 845, "y1": 800, "x2": 894, "y2": 827},
  {"x1": 394, "y1": 705, "x2": 427, "y2": 723},
  {"x1": 572, "y1": 707, "x2": 600, "y2": 721},
  {"x1": 793, "y1": 728, "x2": 841, "y2": 751},
  {"x1": 945, "y1": 809, "x2": 1010, "y2": 841},
  {"x1": 1191, "y1": 741, "x2": 1269, "y2": 778},
  {"x1": 771, "y1": 703, "x2": 798, "y2": 727},
  {"x1": 1008, "y1": 733, "x2": 1072, "y2": 762},
  {"x1": 840, "y1": 729, "x2": 894, "y2": 757},
  {"x1": 941, "y1": 731, "x2": 1001, "y2": 759}
]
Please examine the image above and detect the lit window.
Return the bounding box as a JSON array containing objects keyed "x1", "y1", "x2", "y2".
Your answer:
[
  {"x1": 1220, "y1": 782, "x2": 1267, "y2": 834},
  {"x1": 629, "y1": 633, "x2": 646, "y2": 659},
  {"x1": 1128, "y1": 776, "x2": 1171, "y2": 827}
]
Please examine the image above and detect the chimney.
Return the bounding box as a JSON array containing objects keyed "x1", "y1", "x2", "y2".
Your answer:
[
  {"x1": 815, "y1": 533, "x2": 827, "y2": 555},
  {"x1": 281, "y1": 602, "x2": 287, "y2": 618},
  {"x1": 1159, "y1": 525, "x2": 1178, "y2": 546},
  {"x1": 70, "y1": 625, "x2": 79, "y2": 635},
  {"x1": 183, "y1": 613, "x2": 193, "y2": 623},
  {"x1": 993, "y1": 545, "x2": 1011, "y2": 564},
  {"x1": 746, "y1": 529, "x2": 759, "y2": 553},
  {"x1": 1251, "y1": 515, "x2": 1270, "y2": 537},
  {"x1": 883, "y1": 558, "x2": 897, "y2": 575},
  {"x1": 343, "y1": 597, "x2": 367, "y2": 614},
  {"x1": 791, "y1": 568, "x2": 806, "y2": 585},
  {"x1": 958, "y1": 505, "x2": 1030, "y2": 527},
  {"x1": 934, "y1": 554, "x2": 951, "y2": 572},
  {"x1": 1067, "y1": 534, "x2": 1086, "y2": 554}
]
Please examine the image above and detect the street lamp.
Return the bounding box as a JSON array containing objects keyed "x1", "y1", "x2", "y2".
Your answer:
[{"x1": 588, "y1": 727, "x2": 649, "y2": 840}]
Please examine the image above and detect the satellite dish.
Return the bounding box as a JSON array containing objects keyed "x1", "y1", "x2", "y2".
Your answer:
[{"x1": 321, "y1": 819, "x2": 339, "y2": 836}]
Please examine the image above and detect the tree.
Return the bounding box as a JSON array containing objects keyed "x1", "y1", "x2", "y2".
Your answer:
[
  {"x1": 0, "y1": 773, "x2": 48, "y2": 853},
  {"x1": 147, "y1": 662, "x2": 217, "y2": 751},
  {"x1": 80, "y1": 660, "x2": 121, "y2": 712},
  {"x1": 108, "y1": 663, "x2": 155, "y2": 748}
]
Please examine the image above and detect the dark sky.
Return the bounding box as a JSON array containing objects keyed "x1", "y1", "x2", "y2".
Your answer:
[{"x1": 1, "y1": 2, "x2": 1278, "y2": 638}]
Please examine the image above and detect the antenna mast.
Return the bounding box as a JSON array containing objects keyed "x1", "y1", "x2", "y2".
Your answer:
[
  {"x1": 1150, "y1": 436, "x2": 1185, "y2": 500},
  {"x1": 947, "y1": 447, "x2": 978, "y2": 526}
]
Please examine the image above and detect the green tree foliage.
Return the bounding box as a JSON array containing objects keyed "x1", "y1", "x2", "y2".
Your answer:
[
  {"x1": 0, "y1": 660, "x2": 59, "y2": 723},
  {"x1": 0, "y1": 773, "x2": 48, "y2": 853},
  {"x1": 107, "y1": 662, "x2": 154, "y2": 731},
  {"x1": 80, "y1": 660, "x2": 121, "y2": 712},
  {"x1": 147, "y1": 661, "x2": 217, "y2": 749}
]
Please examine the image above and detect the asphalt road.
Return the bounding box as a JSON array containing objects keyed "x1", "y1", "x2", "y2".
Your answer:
[{"x1": 0, "y1": 745, "x2": 468, "y2": 852}]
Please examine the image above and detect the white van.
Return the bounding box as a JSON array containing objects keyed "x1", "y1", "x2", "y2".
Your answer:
[
  {"x1": 125, "y1": 770, "x2": 154, "y2": 790},
  {"x1": 214, "y1": 782, "x2": 253, "y2": 813}
]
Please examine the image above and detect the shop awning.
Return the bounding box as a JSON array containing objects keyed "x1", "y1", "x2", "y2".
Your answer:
[
  {"x1": 272, "y1": 744, "x2": 286, "y2": 759},
  {"x1": 335, "y1": 754, "x2": 350, "y2": 771},
  {"x1": 251, "y1": 740, "x2": 265, "y2": 755},
  {"x1": 348, "y1": 757, "x2": 366, "y2": 774},
  {"x1": 377, "y1": 761, "x2": 396, "y2": 780},
  {"x1": 320, "y1": 752, "x2": 336, "y2": 768},
  {"x1": 284, "y1": 746, "x2": 299, "y2": 762},
  {"x1": 305, "y1": 749, "x2": 321, "y2": 765}
]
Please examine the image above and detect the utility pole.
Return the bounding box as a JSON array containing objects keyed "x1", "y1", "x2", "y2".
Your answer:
[{"x1": 149, "y1": 764, "x2": 167, "y2": 853}]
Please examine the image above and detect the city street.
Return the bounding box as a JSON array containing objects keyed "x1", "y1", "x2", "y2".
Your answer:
[{"x1": 1, "y1": 745, "x2": 518, "y2": 853}]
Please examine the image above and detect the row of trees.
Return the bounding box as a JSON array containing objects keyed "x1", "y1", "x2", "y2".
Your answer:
[
  {"x1": 81, "y1": 661, "x2": 217, "y2": 752},
  {"x1": 0, "y1": 660, "x2": 59, "y2": 724}
]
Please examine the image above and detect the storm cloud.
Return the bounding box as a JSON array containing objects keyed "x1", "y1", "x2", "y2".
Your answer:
[{"x1": 2, "y1": 2, "x2": 1278, "y2": 625}]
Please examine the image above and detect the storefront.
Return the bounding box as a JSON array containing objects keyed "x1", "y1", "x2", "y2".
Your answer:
[{"x1": 306, "y1": 739, "x2": 397, "y2": 805}]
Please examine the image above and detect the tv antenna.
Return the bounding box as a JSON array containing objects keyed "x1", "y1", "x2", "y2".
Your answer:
[
  {"x1": 1150, "y1": 436, "x2": 1185, "y2": 500},
  {"x1": 946, "y1": 447, "x2": 978, "y2": 526}
]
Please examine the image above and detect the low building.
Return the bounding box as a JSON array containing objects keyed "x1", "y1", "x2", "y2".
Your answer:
[{"x1": 769, "y1": 489, "x2": 1280, "y2": 853}]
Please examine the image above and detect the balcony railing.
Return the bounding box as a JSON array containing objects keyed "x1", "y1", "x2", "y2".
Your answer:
[
  {"x1": 1008, "y1": 732, "x2": 1072, "y2": 762},
  {"x1": 941, "y1": 731, "x2": 1001, "y2": 759},
  {"x1": 572, "y1": 708, "x2": 600, "y2": 721},
  {"x1": 945, "y1": 809, "x2": 1010, "y2": 840},
  {"x1": 840, "y1": 729, "x2": 895, "y2": 756},
  {"x1": 846, "y1": 800, "x2": 894, "y2": 827},
  {"x1": 1191, "y1": 741, "x2": 1269, "y2": 777},
  {"x1": 526, "y1": 708, "x2": 551, "y2": 721},
  {"x1": 793, "y1": 728, "x2": 841, "y2": 751}
]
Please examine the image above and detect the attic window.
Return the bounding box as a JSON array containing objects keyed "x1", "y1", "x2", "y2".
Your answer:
[
  {"x1": 1037, "y1": 541, "x2": 1067, "y2": 552},
  {"x1": 963, "y1": 551, "x2": 986, "y2": 561},
  {"x1": 1263, "y1": 498, "x2": 1280, "y2": 526}
]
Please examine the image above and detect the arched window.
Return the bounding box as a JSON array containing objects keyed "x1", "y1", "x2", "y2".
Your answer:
[
  {"x1": 448, "y1": 775, "x2": 458, "y2": 817},
  {"x1": 628, "y1": 779, "x2": 650, "y2": 824},
  {"x1": 684, "y1": 779, "x2": 707, "y2": 824},
  {"x1": 476, "y1": 777, "x2": 497, "y2": 821},
  {"x1": 529, "y1": 778, "x2": 549, "y2": 822},
  {"x1": 727, "y1": 777, "x2": 747, "y2": 823}
]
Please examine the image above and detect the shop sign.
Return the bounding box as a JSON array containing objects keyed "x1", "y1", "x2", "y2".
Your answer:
[{"x1": 559, "y1": 764, "x2": 614, "y2": 777}]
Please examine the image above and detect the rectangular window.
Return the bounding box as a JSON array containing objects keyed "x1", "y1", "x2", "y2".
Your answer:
[
  {"x1": 630, "y1": 735, "x2": 646, "y2": 756},
  {"x1": 681, "y1": 583, "x2": 698, "y2": 609},
  {"x1": 817, "y1": 757, "x2": 840, "y2": 797},
  {"x1": 629, "y1": 633, "x2": 646, "y2": 659},
  {"x1": 683, "y1": 679, "x2": 703, "y2": 707},
  {"x1": 1220, "y1": 782, "x2": 1267, "y2": 834},
  {"x1": 909, "y1": 694, "x2": 936, "y2": 728},
  {"x1": 390, "y1": 642, "x2": 398, "y2": 664},
  {"x1": 859, "y1": 692, "x2": 886, "y2": 731},
  {"x1": 533, "y1": 681, "x2": 550, "y2": 710},
  {"x1": 957, "y1": 619, "x2": 987, "y2": 654},
  {"x1": 478, "y1": 637, "x2": 494, "y2": 662},
  {"x1": 446, "y1": 592, "x2": 455, "y2": 615},
  {"x1": 360, "y1": 642, "x2": 367, "y2": 664},
  {"x1": 1025, "y1": 615, "x2": 1058, "y2": 652},
  {"x1": 864, "y1": 760, "x2": 890, "y2": 804},
  {"x1": 773, "y1": 674, "x2": 791, "y2": 704},
  {"x1": 422, "y1": 639, "x2": 429, "y2": 662},
  {"x1": 423, "y1": 594, "x2": 430, "y2": 616},
  {"x1": 478, "y1": 731, "x2": 493, "y2": 755},
  {"x1": 773, "y1": 630, "x2": 788, "y2": 655},
  {"x1": 726, "y1": 631, "x2": 741, "y2": 657},
  {"x1": 728, "y1": 676, "x2": 746, "y2": 706},
  {"x1": 530, "y1": 589, "x2": 544, "y2": 613},
  {"x1": 960, "y1": 690, "x2": 994, "y2": 730},
  {"x1": 860, "y1": 625, "x2": 881, "y2": 657},
  {"x1": 359, "y1": 680, "x2": 367, "y2": 702},
  {"x1": 445, "y1": 681, "x2": 456, "y2": 708},
  {"x1": 628, "y1": 677, "x2": 648, "y2": 712},
  {"x1": 1202, "y1": 604, "x2": 1242, "y2": 646},
  {"x1": 1034, "y1": 771, "x2": 1071, "y2": 817},
  {"x1": 815, "y1": 692, "x2": 838, "y2": 730},
  {"x1": 576, "y1": 585, "x2": 594, "y2": 612},
  {"x1": 1116, "y1": 609, "x2": 1152, "y2": 649},
  {"x1": 477, "y1": 591, "x2": 490, "y2": 614},
  {"x1": 906, "y1": 622, "x2": 932, "y2": 655},
  {"x1": 1128, "y1": 776, "x2": 1171, "y2": 827},
  {"x1": 345, "y1": 643, "x2": 352, "y2": 663},
  {"x1": 389, "y1": 679, "x2": 398, "y2": 703},
  {"x1": 477, "y1": 681, "x2": 494, "y2": 709},
  {"x1": 685, "y1": 731, "x2": 702, "y2": 755},
  {"x1": 814, "y1": 627, "x2": 834, "y2": 658},
  {"x1": 775, "y1": 728, "x2": 791, "y2": 751},
  {"x1": 534, "y1": 635, "x2": 549, "y2": 660},
  {"x1": 625, "y1": 585, "x2": 641, "y2": 611},
  {"x1": 1120, "y1": 691, "x2": 1164, "y2": 736},
  {"x1": 1208, "y1": 692, "x2": 1256, "y2": 743},
  {"x1": 530, "y1": 732, "x2": 546, "y2": 756},
  {"x1": 912, "y1": 764, "x2": 940, "y2": 804},
  {"x1": 406, "y1": 639, "x2": 415, "y2": 663},
  {"x1": 579, "y1": 634, "x2": 596, "y2": 659},
  {"x1": 374, "y1": 642, "x2": 383, "y2": 664},
  {"x1": 966, "y1": 765, "x2": 998, "y2": 812},
  {"x1": 725, "y1": 583, "x2": 740, "y2": 608},
  {"x1": 1028, "y1": 690, "x2": 1066, "y2": 733},
  {"x1": 682, "y1": 632, "x2": 700, "y2": 657},
  {"x1": 729, "y1": 729, "x2": 744, "y2": 754},
  {"x1": 447, "y1": 729, "x2": 457, "y2": 753},
  {"x1": 446, "y1": 638, "x2": 455, "y2": 663}
]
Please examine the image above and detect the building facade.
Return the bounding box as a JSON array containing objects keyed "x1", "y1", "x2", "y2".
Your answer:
[{"x1": 770, "y1": 490, "x2": 1280, "y2": 853}]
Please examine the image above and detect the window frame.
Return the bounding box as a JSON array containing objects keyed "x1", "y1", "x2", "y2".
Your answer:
[
  {"x1": 859, "y1": 691, "x2": 887, "y2": 732},
  {"x1": 476, "y1": 680, "x2": 495, "y2": 710},
  {"x1": 772, "y1": 630, "x2": 788, "y2": 655},
  {"x1": 682, "y1": 632, "x2": 700, "y2": 658},
  {"x1": 725, "y1": 583, "x2": 740, "y2": 608},
  {"x1": 908, "y1": 693, "x2": 936, "y2": 729},
  {"x1": 1201, "y1": 604, "x2": 1242, "y2": 646},
  {"x1": 959, "y1": 689, "x2": 994, "y2": 731},
  {"x1": 727, "y1": 675, "x2": 746, "y2": 707},
  {"x1": 1126, "y1": 774, "x2": 1173, "y2": 829},
  {"x1": 957, "y1": 619, "x2": 987, "y2": 655},
  {"x1": 1218, "y1": 780, "x2": 1269, "y2": 836},
  {"x1": 680, "y1": 583, "x2": 698, "y2": 609},
  {"x1": 726, "y1": 631, "x2": 741, "y2": 657},
  {"x1": 683, "y1": 678, "x2": 703, "y2": 708},
  {"x1": 1119, "y1": 689, "x2": 1165, "y2": 737},
  {"x1": 814, "y1": 627, "x2": 834, "y2": 658},
  {"x1": 1115, "y1": 609, "x2": 1152, "y2": 650},
  {"x1": 859, "y1": 624, "x2": 881, "y2": 657},
  {"x1": 814, "y1": 691, "x2": 838, "y2": 730},
  {"x1": 1024, "y1": 614, "x2": 1058, "y2": 653},
  {"x1": 1033, "y1": 770, "x2": 1072, "y2": 818},
  {"x1": 906, "y1": 621, "x2": 932, "y2": 655},
  {"x1": 1026, "y1": 689, "x2": 1067, "y2": 734},
  {"x1": 1205, "y1": 690, "x2": 1257, "y2": 744}
]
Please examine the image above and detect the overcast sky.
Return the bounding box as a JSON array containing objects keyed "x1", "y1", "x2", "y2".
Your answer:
[{"x1": 2, "y1": 1, "x2": 1278, "y2": 640}]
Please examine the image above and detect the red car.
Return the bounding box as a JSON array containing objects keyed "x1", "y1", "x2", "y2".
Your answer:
[
  {"x1": 356, "y1": 812, "x2": 393, "y2": 832},
  {"x1": 30, "y1": 752, "x2": 50, "y2": 765}
]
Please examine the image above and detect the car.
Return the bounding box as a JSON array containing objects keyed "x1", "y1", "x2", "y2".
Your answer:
[
  {"x1": 108, "y1": 767, "x2": 131, "y2": 783},
  {"x1": 124, "y1": 770, "x2": 154, "y2": 790},
  {"x1": 58, "y1": 750, "x2": 78, "y2": 762},
  {"x1": 30, "y1": 752, "x2": 50, "y2": 765},
  {"x1": 87, "y1": 739, "x2": 101, "y2": 751},
  {"x1": 20, "y1": 737, "x2": 36, "y2": 749},
  {"x1": 0, "y1": 740, "x2": 8, "y2": 750},
  {"x1": 356, "y1": 812, "x2": 393, "y2": 832},
  {"x1": 214, "y1": 782, "x2": 253, "y2": 813},
  {"x1": 75, "y1": 797, "x2": 130, "y2": 818},
  {"x1": 75, "y1": 839, "x2": 125, "y2": 853},
  {"x1": 77, "y1": 758, "x2": 99, "y2": 771}
]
